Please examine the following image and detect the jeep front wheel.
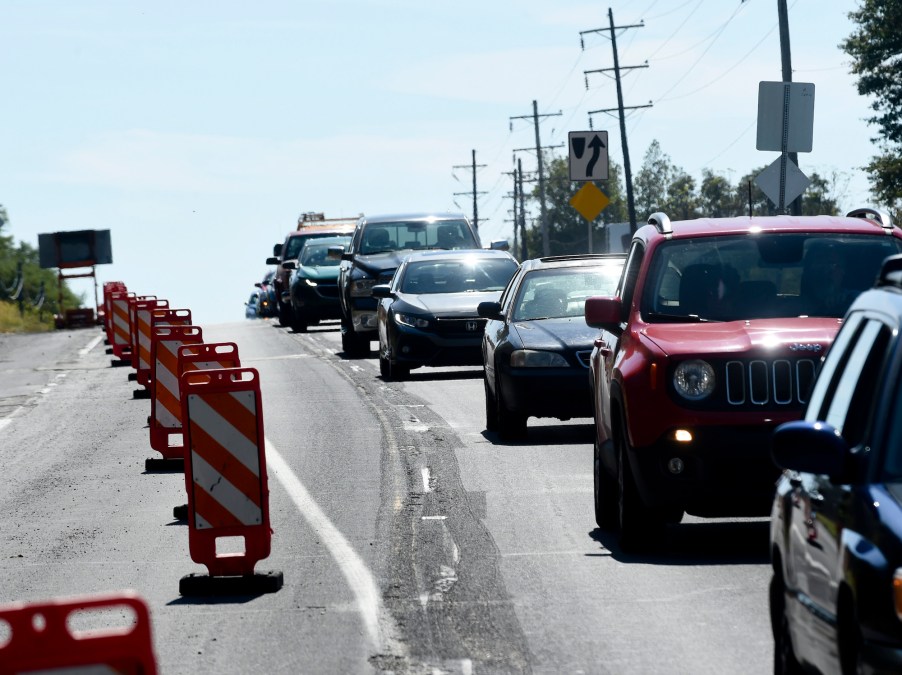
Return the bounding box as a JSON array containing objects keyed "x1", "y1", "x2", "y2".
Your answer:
[
  {"x1": 593, "y1": 438, "x2": 618, "y2": 530},
  {"x1": 616, "y1": 419, "x2": 664, "y2": 552}
]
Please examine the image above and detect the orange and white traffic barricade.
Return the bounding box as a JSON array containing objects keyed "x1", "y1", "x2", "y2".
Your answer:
[
  {"x1": 147, "y1": 324, "x2": 203, "y2": 471},
  {"x1": 170, "y1": 342, "x2": 242, "y2": 521},
  {"x1": 109, "y1": 290, "x2": 135, "y2": 366},
  {"x1": 138, "y1": 306, "x2": 192, "y2": 390},
  {"x1": 102, "y1": 281, "x2": 126, "y2": 345},
  {"x1": 0, "y1": 591, "x2": 157, "y2": 674},
  {"x1": 128, "y1": 295, "x2": 159, "y2": 372},
  {"x1": 131, "y1": 298, "x2": 169, "y2": 396},
  {"x1": 179, "y1": 368, "x2": 282, "y2": 595}
]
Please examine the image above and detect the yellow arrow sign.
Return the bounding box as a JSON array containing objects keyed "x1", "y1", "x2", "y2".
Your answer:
[{"x1": 569, "y1": 182, "x2": 610, "y2": 222}]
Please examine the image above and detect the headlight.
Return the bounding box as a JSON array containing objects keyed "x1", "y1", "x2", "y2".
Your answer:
[
  {"x1": 394, "y1": 312, "x2": 430, "y2": 329},
  {"x1": 510, "y1": 349, "x2": 569, "y2": 368},
  {"x1": 350, "y1": 278, "x2": 376, "y2": 297},
  {"x1": 673, "y1": 360, "x2": 715, "y2": 400},
  {"x1": 304, "y1": 278, "x2": 318, "y2": 287}
]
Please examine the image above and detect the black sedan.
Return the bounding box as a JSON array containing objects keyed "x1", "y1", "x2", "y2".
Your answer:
[
  {"x1": 372, "y1": 249, "x2": 518, "y2": 380},
  {"x1": 479, "y1": 254, "x2": 625, "y2": 440}
]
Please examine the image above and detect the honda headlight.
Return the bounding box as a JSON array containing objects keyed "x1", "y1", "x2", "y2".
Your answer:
[
  {"x1": 673, "y1": 360, "x2": 715, "y2": 400},
  {"x1": 394, "y1": 312, "x2": 430, "y2": 329},
  {"x1": 350, "y1": 278, "x2": 376, "y2": 297},
  {"x1": 510, "y1": 350, "x2": 569, "y2": 368},
  {"x1": 304, "y1": 278, "x2": 318, "y2": 287}
]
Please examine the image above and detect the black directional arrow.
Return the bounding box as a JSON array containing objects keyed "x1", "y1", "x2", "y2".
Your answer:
[{"x1": 585, "y1": 135, "x2": 606, "y2": 177}]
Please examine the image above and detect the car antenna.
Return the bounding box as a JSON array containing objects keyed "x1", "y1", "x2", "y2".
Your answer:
[{"x1": 747, "y1": 180, "x2": 753, "y2": 218}]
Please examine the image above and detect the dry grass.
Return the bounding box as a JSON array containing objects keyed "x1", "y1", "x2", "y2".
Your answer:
[{"x1": 0, "y1": 300, "x2": 56, "y2": 333}]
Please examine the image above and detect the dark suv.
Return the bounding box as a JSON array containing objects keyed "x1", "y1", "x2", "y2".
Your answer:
[
  {"x1": 335, "y1": 212, "x2": 506, "y2": 357},
  {"x1": 585, "y1": 208, "x2": 902, "y2": 551},
  {"x1": 770, "y1": 253, "x2": 902, "y2": 675}
]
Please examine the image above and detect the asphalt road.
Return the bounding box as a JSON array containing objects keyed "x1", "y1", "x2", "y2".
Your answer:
[{"x1": 0, "y1": 319, "x2": 774, "y2": 674}]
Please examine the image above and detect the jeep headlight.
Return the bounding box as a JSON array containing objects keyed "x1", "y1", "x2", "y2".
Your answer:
[
  {"x1": 394, "y1": 312, "x2": 430, "y2": 329},
  {"x1": 350, "y1": 278, "x2": 376, "y2": 297},
  {"x1": 673, "y1": 360, "x2": 715, "y2": 400},
  {"x1": 510, "y1": 349, "x2": 569, "y2": 368}
]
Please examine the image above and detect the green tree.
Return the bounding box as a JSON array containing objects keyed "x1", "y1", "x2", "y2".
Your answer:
[
  {"x1": 525, "y1": 154, "x2": 627, "y2": 257},
  {"x1": 699, "y1": 169, "x2": 742, "y2": 217},
  {"x1": 841, "y1": 0, "x2": 902, "y2": 217}
]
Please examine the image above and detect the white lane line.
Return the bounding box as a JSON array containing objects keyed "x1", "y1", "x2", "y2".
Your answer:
[
  {"x1": 265, "y1": 437, "x2": 383, "y2": 651},
  {"x1": 421, "y1": 515, "x2": 447, "y2": 520},
  {"x1": 421, "y1": 467, "x2": 432, "y2": 493},
  {"x1": 78, "y1": 334, "x2": 104, "y2": 357},
  {"x1": 0, "y1": 419, "x2": 12, "y2": 433}
]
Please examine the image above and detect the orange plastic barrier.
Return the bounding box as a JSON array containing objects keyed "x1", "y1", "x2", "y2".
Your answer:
[
  {"x1": 149, "y1": 324, "x2": 203, "y2": 462},
  {"x1": 179, "y1": 368, "x2": 282, "y2": 594},
  {"x1": 109, "y1": 290, "x2": 135, "y2": 361},
  {"x1": 139, "y1": 307, "x2": 192, "y2": 389},
  {"x1": 133, "y1": 298, "x2": 169, "y2": 387},
  {"x1": 102, "y1": 281, "x2": 126, "y2": 343},
  {"x1": 0, "y1": 591, "x2": 157, "y2": 674},
  {"x1": 128, "y1": 295, "x2": 159, "y2": 371}
]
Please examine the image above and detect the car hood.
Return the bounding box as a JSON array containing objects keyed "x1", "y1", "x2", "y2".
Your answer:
[
  {"x1": 354, "y1": 251, "x2": 411, "y2": 276},
  {"x1": 399, "y1": 291, "x2": 501, "y2": 317},
  {"x1": 295, "y1": 265, "x2": 340, "y2": 282},
  {"x1": 641, "y1": 317, "x2": 842, "y2": 357},
  {"x1": 512, "y1": 317, "x2": 599, "y2": 351}
]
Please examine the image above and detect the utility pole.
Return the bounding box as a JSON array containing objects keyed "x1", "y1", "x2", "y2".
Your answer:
[
  {"x1": 518, "y1": 158, "x2": 528, "y2": 261},
  {"x1": 777, "y1": 0, "x2": 802, "y2": 216},
  {"x1": 510, "y1": 101, "x2": 561, "y2": 256},
  {"x1": 453, "y1": 149, "x2": 487, "y2": 231},
  {"x1": 582, "y1": 9, "x2": 649, "y2": 234}
]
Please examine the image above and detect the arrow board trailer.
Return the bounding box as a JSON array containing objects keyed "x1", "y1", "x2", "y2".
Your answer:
[{"x1": 569, "y1": 131, "x2": 609, "y2": 182}]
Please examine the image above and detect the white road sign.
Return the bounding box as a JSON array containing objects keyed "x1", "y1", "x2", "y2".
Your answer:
[
  {"x1": 569, "y1": 131, "x2": 609, "y2": 181},
  {"x1": 755, "y1": 156, "x2": 810, "y2": 209},
  {"x1": 756, "y1": 81, "x2": 815, "y2": 153}
]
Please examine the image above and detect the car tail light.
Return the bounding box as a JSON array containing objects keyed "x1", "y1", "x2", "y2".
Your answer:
[{"x1": 894, "y1": 568, "x2": 902, "y2": 621}]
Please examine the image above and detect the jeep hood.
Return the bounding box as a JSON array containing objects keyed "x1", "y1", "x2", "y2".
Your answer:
[
  {"x1": 513, "y1": 317, "x2": 600, "y2": 351},
  {"x1": 641, "y1": 317, "x2": 842, "y2": 357}
]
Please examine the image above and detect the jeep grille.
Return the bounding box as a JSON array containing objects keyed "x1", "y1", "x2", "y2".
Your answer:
[{"x1": 724, "y1": 358, "x2": 817, "y2": 406}]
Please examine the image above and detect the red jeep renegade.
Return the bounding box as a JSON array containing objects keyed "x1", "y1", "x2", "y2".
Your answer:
[{"x1": 585, "y1": 208, "x2": 902, "y2": 551}]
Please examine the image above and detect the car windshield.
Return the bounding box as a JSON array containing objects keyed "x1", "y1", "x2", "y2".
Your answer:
[
  {"x1": 284, "y1": 233, "x2": 343, "y2": 260},
  {"x1": 360, "y1": 219, "x2": 477, "y2": 255},
  {"x1": 300, "y1": 238, "x2": 349, "y2": 268},
  {"x1": 641, "y1": 233, "x2": 902, "y2": 323},
  {"x1": 513, "y1": 264, "x2": 623, "y2": 321},
  {"x1": 399, "y1": 257, "x2": 517, "y2": 294}
]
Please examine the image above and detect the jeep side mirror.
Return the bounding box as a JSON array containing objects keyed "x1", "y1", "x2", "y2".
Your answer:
[
  {"x1": 371, "y1": 284, "x2": 393, "y2": 299},
  {"x1": 585, "y1": 296, "x2": 622, "y2": 331},
  {"x1": 266, "y1": 256, "x2": 279, "y2": 266},
  {"x1": 477, "y1": 301, "x2": 503, "y2": 320}
]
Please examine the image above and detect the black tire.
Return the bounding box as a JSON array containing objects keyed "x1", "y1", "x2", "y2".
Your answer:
[
  {"x1": 838, "y1": 589, "x2": 862, "y2": 675},
  {"x1": 388, "y1": 359, "x2": 409, "y2": 381},
  {"x1": 379, "y1": 353, "x2": 390, "y2": 378},
  {"x1": 616, "y1": 419, "x2": 663, "y2": 552},
  {"x1": 496, "y1": 377, "x2": 527, "y2": 441},
  {"x1": 771, "y1": 575, "x2": 804, "y2": 675},
  {"x1": 594, "y1": 438, "x2": 618, "y2": 529},
  {"x1": 341, "y1": 327, "x2": 370, "y2": 357},
  {"x1": 290, "y1": 307, "x2": 308, "y2": 333},
  {"x1": 278, "y1": 300, "x2": 292, "y2": 327},
  {"x1": 484, "y1": 375, "x2": 499, "y2": 432}
]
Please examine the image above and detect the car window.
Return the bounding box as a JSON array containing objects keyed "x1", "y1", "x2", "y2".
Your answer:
[
  {"x1": 640, "y1": 234, "x2": 902, "y2": 322},
  {"x1": 513, "y1": 265, "x2": 623, "y2": 321},
  {"x1": 805, "y1": 312, "x2": 864, "y2": 420},
  {"x1": 399, "y1": 258, "x2": 517, "y2": 294},
  {"x1": 806, "y1": 316, "x2": 891, "y2": 445},
  {"x1": 359, "y1": 220, "x2": 477, "y2": 255},
  {"x1": 299, "y1": 238, "x2": 350, "y2": 267}
]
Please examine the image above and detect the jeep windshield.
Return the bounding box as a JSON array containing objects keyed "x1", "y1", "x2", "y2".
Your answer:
[
  {"x1": 641, "y1": 233, "x2": 902, "y2": 322},
  {"x1": 359, "y1": 219, "x2": 477, "y2": 255}
]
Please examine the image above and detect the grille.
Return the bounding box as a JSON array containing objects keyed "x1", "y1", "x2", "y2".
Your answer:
[
  {"x1": 576, "y1": 350, "x2": 593, "y2": 368},
  {"x1": 723, "y1": 358, "x2": 817, "y2": 406},
  {"x1": 316, "y1": 283, "x2": 339, "y2": 298},
  {"x1": 431, "y1": 317, "x2": 486, "y2": 336}
]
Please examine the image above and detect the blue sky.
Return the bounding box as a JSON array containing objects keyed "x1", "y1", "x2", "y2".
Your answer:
[{"x1": 0, "y1": 1, "x2": 876, "y2": 325}]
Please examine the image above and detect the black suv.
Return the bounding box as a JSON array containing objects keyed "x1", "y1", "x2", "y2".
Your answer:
[
  {"x1": 770, "y1": 252, "x2": 902, "y2": 674},
  {"x1": 335, "y1": 212, "x2": 506, "y2": 357}
]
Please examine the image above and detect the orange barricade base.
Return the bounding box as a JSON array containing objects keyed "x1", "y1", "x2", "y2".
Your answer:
[{"x1": 0, "y1": 591, "x2": 158, "y2": 675}]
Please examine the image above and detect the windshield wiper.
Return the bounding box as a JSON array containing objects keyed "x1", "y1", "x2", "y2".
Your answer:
[{"x1": 644, "y1": 311, "x2": 712, "y2": 323}]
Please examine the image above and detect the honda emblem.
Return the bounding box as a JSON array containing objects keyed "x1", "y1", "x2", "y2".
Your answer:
[{"x1": 466, "y1": 320, "x2": 478, "y2": 331}]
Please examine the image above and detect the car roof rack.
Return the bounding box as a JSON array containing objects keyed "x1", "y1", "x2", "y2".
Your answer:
[
  {"x1": 647, "y1": 212, "x2": 672, "y2": 235},
  {"x1": 877, "y1": 254, "x2": 902, "y2": 287},
  {"x1": 846, "y1": 207, "x2": 894, "y2": 233},
  {"x1": 537, "y1": 253, "x2": 625, "y2": 263}
]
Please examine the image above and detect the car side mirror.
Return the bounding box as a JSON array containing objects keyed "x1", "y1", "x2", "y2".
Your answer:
[
  {"x1": 489, "y1": 239, "x2": 510, "y2": 251},
  {"x1": 585, "y1": 296, "x2": 622, "y2": 331},
  {"x1": 341, "y1": 252, "x2": 354, "y2": 262},
  {"x1": 273, "y1": 243, "x2": 283, "y2": 257},
  {"x1": 266, "y1": 256, "x2": 279, "y2": 266},
  {"x1": 327, "y1": 245, "x2": 345, "y2": 260},
  {"x1": 477, "y1": 301, "x2": 503, "y2": 320},
  {"x1": 771, "y1": 421, "x2": 848, "y2": 479},
  {"x1": 371, "y1": 284, "x2": 393, "y2": 299},
  {"x1": 282, "y1": 261, "x2": 296, "y2": 271},
  {"x1": 254, "y1": 282, "x2": 262, "y2": 289}
]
